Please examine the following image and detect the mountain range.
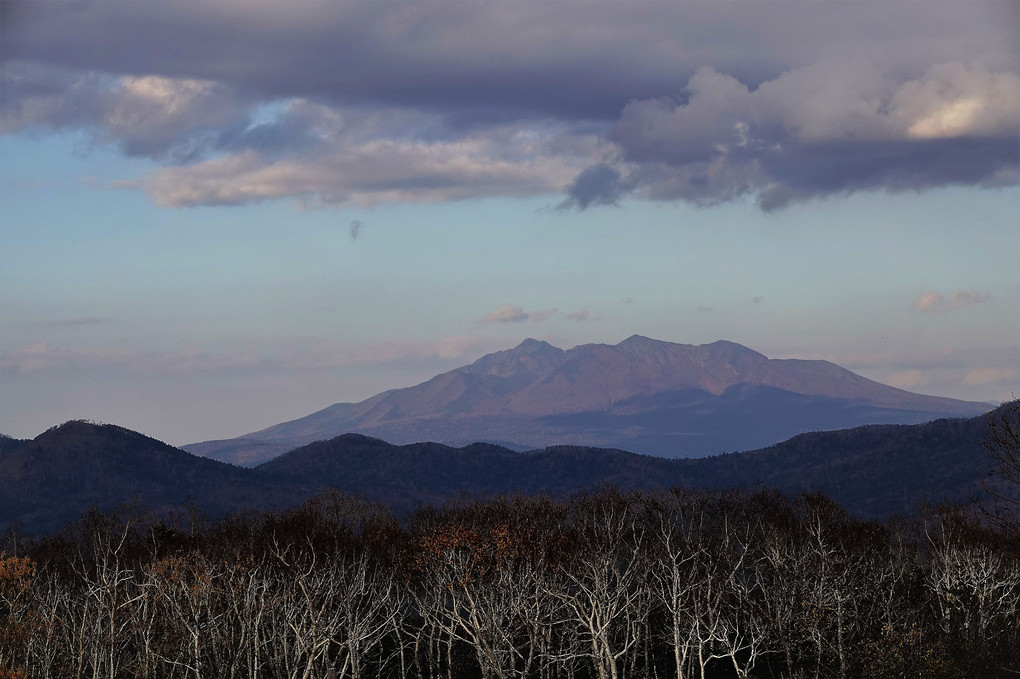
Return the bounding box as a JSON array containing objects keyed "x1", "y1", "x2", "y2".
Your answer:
[
  {"x1": 1, "y1": 405, "x2": 1008, "y2": 535},
  {"x1": 185, "y1": 336, "x2": 990, "y2": 466}
]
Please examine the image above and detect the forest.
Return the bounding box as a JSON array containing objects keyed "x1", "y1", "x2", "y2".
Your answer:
[{"x1": 0, "y1": 486, "x2": 1017, "y2": 679}]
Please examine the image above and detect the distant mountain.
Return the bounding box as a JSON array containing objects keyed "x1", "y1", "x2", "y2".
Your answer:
[
  {"x1": 0, "y1": 421, "x2": 311, "y2": 534},
  {"x1": 187, "y1": 336, "x2": 990, "y2": 465}
]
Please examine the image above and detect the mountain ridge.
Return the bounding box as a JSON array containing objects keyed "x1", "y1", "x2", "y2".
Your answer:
[
  {"x1": 1, "y1": 405, "x2": 1012, "y2": 534},
  {"x1": 186, "y1": 336, "x2": 988, "y2": 465}
]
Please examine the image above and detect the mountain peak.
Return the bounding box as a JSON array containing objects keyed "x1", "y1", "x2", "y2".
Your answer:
[
  {"x1": 465, "y1": 338, "x2": 565, "y2": 378},
  {"x1": 38, "y1": 419, "x2": 136, "y2": 443},
  {"x1": 703, "y1": 339, "x2": 768, "y2": 361},
  {"x1": 513, "y1": 338, "x2": 561, "y2": 354},
  {"x1": 618, "y1": 334, "x2": 658, "y2": 347}
]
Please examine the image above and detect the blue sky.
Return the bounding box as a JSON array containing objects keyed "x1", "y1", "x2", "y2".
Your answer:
[{"x1": 1, "y1": 1, "x2": 1017, "y2": 444}]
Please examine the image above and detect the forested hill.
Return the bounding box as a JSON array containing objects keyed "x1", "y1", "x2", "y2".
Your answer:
[
  {"x1": 688, "y1": 414, "x2": 996, "y2": 517},
  {"x1": 0, "y1": 421, "x2": 313, "y2": 534},
  {"x1": 257, "y1": 413, "x2": 1000, "y2": 518},
  {"x1": 1, "y1": 407, "x2": 1010, "y2": 534}
]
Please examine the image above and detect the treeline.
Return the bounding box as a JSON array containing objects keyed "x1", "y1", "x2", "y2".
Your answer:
[{"x1": 0, "y1": 488, "x2": 1018, "y2": 679}]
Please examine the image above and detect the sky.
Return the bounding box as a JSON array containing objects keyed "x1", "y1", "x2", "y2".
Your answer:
[{"x1": 1, "y1": 0, "x2": 1018, "y2": 446}]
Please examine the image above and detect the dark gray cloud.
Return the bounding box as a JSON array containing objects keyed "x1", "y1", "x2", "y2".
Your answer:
[
  {"x1": 2, "y1": 1, "x2": 1016, "y2": 209},
  {"x1": 559, "y1": 163, "x2": 629, "y2": 210},
  {"x1": 0, "y1": 62, "x2": 251, "y2": 160},
  {"x1": 5, "y1": 2, "x2": 1012, "y2": 119},
  {"x1": 349, "y1": 219, "x2": 364, "y2": 240},
  {"x1": 607, "y1": 62, "x2": 1019, "y2": 208}
]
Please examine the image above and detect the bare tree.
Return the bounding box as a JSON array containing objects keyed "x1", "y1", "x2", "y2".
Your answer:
[
  {"x1": 983, "y1": 399, "x2": 1020, "y2": 534},
  {"x1": 925, "y1": 507, "x2": 1020, "y2": 675},
  {"x1": 548, "y1": 491, "x2": 648, "y2": 679}
]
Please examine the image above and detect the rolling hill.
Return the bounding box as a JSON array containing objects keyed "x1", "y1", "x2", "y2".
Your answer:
[
  {"x1": 0, "y1": 421, "x2": 312, "y2": 534},
  {"x1": 2, "y1": 404, "x2": 1010, "y2": 534},
  {"x1": 254, "y1": 411, "x2": 1002, "y2": 518}
]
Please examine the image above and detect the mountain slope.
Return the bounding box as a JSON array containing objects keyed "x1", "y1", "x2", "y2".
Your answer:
[
  {"x1": 0, "y1": 421, "x2": 311, "y2": 534},
  {"x1": 188, "y1": 336, "x2": 989, "y2": 464}
]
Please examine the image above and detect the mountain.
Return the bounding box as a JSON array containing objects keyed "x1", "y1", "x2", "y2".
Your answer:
[
  {"x1": 187, "y1": 336, "x2": 990, "y2": 465},
  {"x1": 0, "y1": 421, "x2": 312, "y2": 534}
]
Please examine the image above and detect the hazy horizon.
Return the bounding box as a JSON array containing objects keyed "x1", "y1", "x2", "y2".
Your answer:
[{"x1": 2, "y1": 1, "x2": 1017, "y2": 445}]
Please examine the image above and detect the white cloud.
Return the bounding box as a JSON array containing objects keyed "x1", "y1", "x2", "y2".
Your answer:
[
  {"x1": 897, "y1": 62, "x2": 1020, "y2": 140},
  {"x1": 529, "y1": 308, "x2": 557, "y2": 323},
  {"x1": 912, "y1": 291, "x2": 945, "y2": 312},
  {"x1": 886, "y1": 370, "x2": 929, "y2": 389},
  {"x1": 606, "y1": 61, "x2": 1020, "y2": 209},
  {"x1": 478, "y1": 304, "x2": 563, "y2": 324},
  {"x1": 963, "y1": 367, "x2": 1017, "y2": 387},
  {"x1": 126, "y1": 128, "x2": 590, "y2": 207},
  {"x1": 480, "y1": 305, "x2": 531, "y2": 324},
  {"x1": 565, "y1": 310, "x2": 593, "y2": 322},
  {"x1": 912, "y1": 289, "x2": 991, "y2": 312}
]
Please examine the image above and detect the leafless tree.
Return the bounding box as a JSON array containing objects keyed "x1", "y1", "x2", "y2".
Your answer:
[{"x1": 983, "y1": 399, "x2": 1020, "y2": 534}]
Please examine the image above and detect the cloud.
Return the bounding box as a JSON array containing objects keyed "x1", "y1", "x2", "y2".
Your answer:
[
  {"x1": 558, "y1": 163, "x2": 629, "y2": 210},
  {"x1": 0, "y1": 65, "x2": 250, "y2": 159},
  {"x1": 120, "y1": 117, "x2": 592, "y2": 207},
  {"x1": 529, "y1": 308, "x2": 557, "y2": 323},
  {"x1": 912, "y1": 291, "x2": 945, "y2": 312},
  {"x1": 7, "y1": 2, "x2": 1012, "y2": 120},
  {"x1": 752, "y1": 296, "x2": 764, "y2": 305},
  {"x1": 603, "y1": 61, "x2": 1020, "y2": 209},
  {"x1": 773, "y1": 344, "x2": 1017, "y2": 401},
  {"x1": 349, "y1": 219, "x2": 364, "y2": 240},
  {"x1": 565, "y1": 310, "x2": 593, "y2": 322},
  {"x1": 963, "y1": 367, "x2": 1017, "y2": 387},
  {"x1": 480, "y1": 304, "x2": 530, "y2": 324},
  {"x1": 912, "y1": 289, "x2": 992, "y2": 312},
  {"x1": 3, "y1": 2, "x2": 1017, "y2": 210},
  {"x1": 479, "y1": 304, "x2": 559, "y2": 324},
  {"x1": 886, "y1": 370, "x2": 929, "y2": 389}
]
